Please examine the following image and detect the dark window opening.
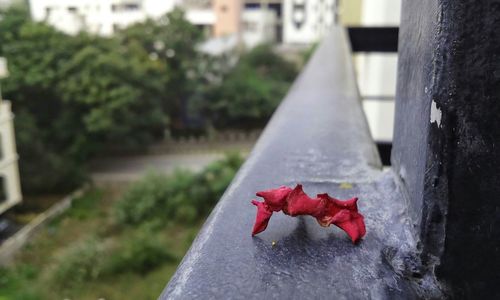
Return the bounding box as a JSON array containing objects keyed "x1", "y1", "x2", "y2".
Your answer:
[
  {"x1": 376, "y1": 142, "x2": 392, "y2": 166},
  {"x1": 0, "y1": 176, "x2": 6, "y2": 204},
  {"x1": 112, "y1": 3, "x2": 140, "y2": 12},
  {"x1": 124, "y1": 3, "x2": 140, "y2": 10},
  {"x1": 245, "y1": 4, "x2": 260, "y2": 9}
]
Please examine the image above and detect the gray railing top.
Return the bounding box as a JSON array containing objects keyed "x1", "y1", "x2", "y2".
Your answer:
[{"x1": 161, "y1": 26, "x2": 420, "y2": 299}]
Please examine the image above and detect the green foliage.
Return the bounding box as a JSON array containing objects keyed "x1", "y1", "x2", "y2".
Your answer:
[
  {"x1": 0, "y1": 7, "x2": 171, "y2": 193},
  {"x1": 56, "y1": 39, "x2": 167, "y2": 146},
  {"x1": 194, "y1": 45, "x2": 298, "y2": 129},
  {"x1": 50, "y1": 237, "x2": 108, "y2": 288},
  {"x1": 114, "y1": 171, "x2": 182, "y2": 225},
  {"x1": 117, "y1": 8, "x2": 203, "y2": 131},
  {"x1": 103, "y1": 226, "x2": 177, "y2": 274},
  {"x1": 0, "y1": 5, "x2": 285, "y2": 193},
  {"x1": 0, "y1": 265, "x2": 38, "y2": 300},
  {"x1": 66, "y1": 189, "x2": 103, "y2": 220},
  {"x1": 114, "y1": 153, "x2": 243, "y2": 226},
  {"x1": 49, "y1": 152, "x2": 242, "y2": 287},
  {"x1": 0, "y1": 153, "x2": 243, "y2": 298}
]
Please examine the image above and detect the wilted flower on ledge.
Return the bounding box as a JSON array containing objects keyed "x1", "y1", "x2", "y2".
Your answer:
[{"x1": 251, "y1": 184, "x2": 366, "y2": 243}]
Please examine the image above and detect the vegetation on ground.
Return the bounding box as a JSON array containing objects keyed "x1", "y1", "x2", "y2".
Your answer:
[{"x1": 0, "y1": 154, "x2": 243, "y2": 300}]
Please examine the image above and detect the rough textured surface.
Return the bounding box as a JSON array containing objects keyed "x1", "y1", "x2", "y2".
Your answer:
[
  {"x1": 161, "y1": 28, "x2": 420, "y2": 299},
  {"x1": 392, "y1": 0, "x2": 438, "y2": 236},
  {"x1": 394, "y1": 0, "x2": 500, "y2": 298}
]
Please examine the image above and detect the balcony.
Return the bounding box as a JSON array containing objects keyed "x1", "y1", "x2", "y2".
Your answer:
[
  {"x1": 160, "y1": 0, "x2": 500, "y2": 297},
  {"x1": 161, "y1": 26, "x2": 420, "y2": 298}
]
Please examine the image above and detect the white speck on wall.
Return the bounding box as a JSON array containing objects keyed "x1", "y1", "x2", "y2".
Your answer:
[{"x1": 430, "y1": 100, "x2": 442, "y2": 127}]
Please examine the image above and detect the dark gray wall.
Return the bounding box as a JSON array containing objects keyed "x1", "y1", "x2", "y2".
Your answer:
[{"x1": 393, "y1": 0, "x2": 500, "y2": 298}]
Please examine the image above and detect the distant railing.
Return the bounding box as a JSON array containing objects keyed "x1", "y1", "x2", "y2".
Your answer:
[{"x1": 347, "y1": 26, "x2": 399, "y2": 165}]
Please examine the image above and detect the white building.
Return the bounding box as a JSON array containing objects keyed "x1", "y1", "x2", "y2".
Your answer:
[
  {"x1": 28, "y1": 0, "x2": 214, "y2": 36},
  {"x1": 283, "y1": 0, "x2": 337, "y2": 44},
  {"x1": 181, "y1": 0, "x2": 215, "y2": 34},
  {"x1": 0, "y1": 58, "x2": 22, "y2": 215},
  {"x1": 242, "y1": 8, "x2": 276, "y2": 48}
]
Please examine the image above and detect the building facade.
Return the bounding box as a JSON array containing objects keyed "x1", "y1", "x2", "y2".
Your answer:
[
  {"x1": 242, "y1": 8, "x2": 276, "y2": 48},
  {"x1": 28, "y1": 0, "x2": 216, "y2": 36},
  {"x1": 29, "y1": 0, "x2": 278, "y2": 48},
  {"x1": 213, "y1": 0, "x2": 241, "y2": 37},
  {"x1": 283, "y1": 0, "x2": 338, "y2": 44},
  {"x1": 0, "y1": 58, "x2": 22, "y2": 215}
]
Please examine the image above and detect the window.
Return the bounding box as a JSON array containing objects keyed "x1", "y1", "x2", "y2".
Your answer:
[
  {"x1": 112, "y1": 3, "x2": 140, "y2": 12},
  {"x1": 45, "y1": 7, "x2": 52, "y2": 17},
  {"x1": 124, "y1": 3, "x2": 140, "y2": 10},
  {"x1": 68, "y1": 6, "x2": 77, "y2": 13}
]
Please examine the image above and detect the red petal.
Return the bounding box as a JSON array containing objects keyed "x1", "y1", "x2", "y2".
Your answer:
[
  {"x1": 251, "y1": 200, "x2": 273, "y2": 236},
  {"x1": 256, "y1": 186, "x2": 292, "y2": 211},
  {"x1": 285, "y1": 185, "x2": 325, "y2": 216}
]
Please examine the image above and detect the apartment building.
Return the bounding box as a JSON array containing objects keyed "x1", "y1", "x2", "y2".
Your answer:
[
  {"x1": 283, "y1": 0, "x2": 338, "y2": 44},
  {"x1": 28, "y1": 0, "x2": 212, "y2": 36}
]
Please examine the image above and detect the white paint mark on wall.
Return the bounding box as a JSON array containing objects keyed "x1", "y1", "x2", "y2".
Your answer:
[{"x1": 430, "y1": 100, "x2": 442, "y2": 127}]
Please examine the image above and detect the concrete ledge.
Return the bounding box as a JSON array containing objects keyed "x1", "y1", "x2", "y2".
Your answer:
[{"x1": 161, "y1": 27, "x2": 419, "y2": 299}]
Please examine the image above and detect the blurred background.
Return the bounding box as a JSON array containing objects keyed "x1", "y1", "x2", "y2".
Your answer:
[{"x1": 0, "y1": 0, "x2": 400, "y2": 299}]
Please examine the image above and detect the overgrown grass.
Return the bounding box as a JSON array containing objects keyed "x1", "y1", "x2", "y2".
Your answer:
[{"x1": 0, "y1": 153, "x2": 243, "y2": 300}]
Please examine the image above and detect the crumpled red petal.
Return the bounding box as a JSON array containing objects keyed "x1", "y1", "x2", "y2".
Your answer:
[
  {"x1": 251, "y1": 184, "x2": 366, "y2": 243},
  {"x1": 251, "y1": 200, "x2": 273, "y2": 236}
]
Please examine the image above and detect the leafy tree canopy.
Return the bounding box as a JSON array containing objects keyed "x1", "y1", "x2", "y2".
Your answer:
[
  {"x1": 0, "y1": 6, "x2": 172, "y2": 192},
  {"x1": 193, "y1": 45, "x2": 298, "y2": 129}
]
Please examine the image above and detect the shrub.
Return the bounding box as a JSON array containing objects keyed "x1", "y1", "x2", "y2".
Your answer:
[
  {"x1": 113, "y1": 170, "x2": 194, "y2": 225},
  {"x1": 49, "y1": 225, "x2": 177, "y2": 286},
  {"x1": 188, "y1": 152, "x2": 243, "y2": 214},
  {"x1": 50, "y1": 237, "x2": 108, "y2": 288},
  {"x1": 114, "y1": 153, "x2": 244, "y2": 226},
  {"x1": 0, "y1": 265, "x2": 38, "y2": 300},
  {"x1": 104, "y1": 226, "x2": 177, "y2": 274}
]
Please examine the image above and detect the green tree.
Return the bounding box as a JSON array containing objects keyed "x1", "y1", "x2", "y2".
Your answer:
[
  {"x1": 57, "y1": 39, "x2": 167, "y2": 148},
  {"x1": 194, "y1": 45, "x2": 298, "y2": 129},
  {"x1": 117, "y1": 8, "x2": 203, "y2": 132},
  {"x1": 0, "y1": 7, "x2": 168, "y2": 192}
]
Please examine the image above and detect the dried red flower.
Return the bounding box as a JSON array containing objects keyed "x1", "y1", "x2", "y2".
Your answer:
[{"x1": 251, "y1": 184, "x2": 366, "y2": 243}]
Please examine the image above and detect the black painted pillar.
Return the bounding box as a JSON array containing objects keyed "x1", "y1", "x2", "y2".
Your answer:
[{"x1": 392, "y1": 0, "x2": 500, "y2": 298}]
